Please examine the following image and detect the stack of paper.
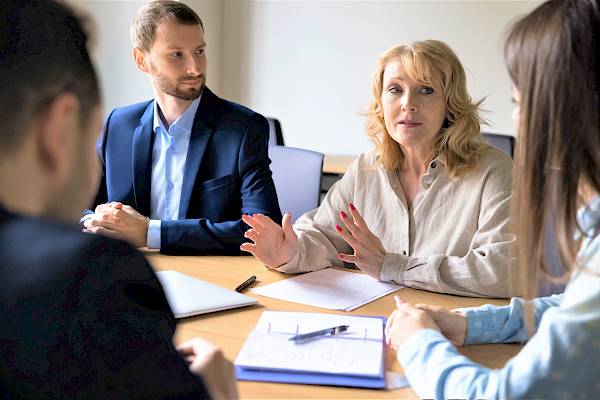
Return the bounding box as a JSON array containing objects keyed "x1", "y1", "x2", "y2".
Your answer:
[
  {"x1": 235, "y1": 311, "x2": 386, "y2": 388},
  {"x1": 250, "y1": 268, "x2": 404, "y2": 311}
]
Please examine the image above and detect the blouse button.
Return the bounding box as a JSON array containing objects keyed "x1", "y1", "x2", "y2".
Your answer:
[
  {"x1": 431, "y1": 161, "x2": 437, "y2": 169},
  {"x1": 402, "y1": 250, "x2": 407, "y2": 255}
]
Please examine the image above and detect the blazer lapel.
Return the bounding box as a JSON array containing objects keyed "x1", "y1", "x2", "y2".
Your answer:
[
  {"x1": 178, "y1": 88, "x2": 217, "y2": 219},
  {"x1": 131, "y1": 102, "x2": 154, "y2": 216}
]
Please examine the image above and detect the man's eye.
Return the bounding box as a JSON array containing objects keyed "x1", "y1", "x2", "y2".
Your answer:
[
  {"x1": 195, "y1": 49, "x2": 204, "y2": 55},
  {"x1": 420, "y1": 86, "x2": 434, "y2": 94},
  {"x1": 171, "y1": 52, "x2": 182, "y2": 58}
]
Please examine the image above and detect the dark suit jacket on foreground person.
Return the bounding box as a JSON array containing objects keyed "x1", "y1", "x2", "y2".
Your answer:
[{"x1": 0, "y1": 207, "x2": 210, "y2": 399}]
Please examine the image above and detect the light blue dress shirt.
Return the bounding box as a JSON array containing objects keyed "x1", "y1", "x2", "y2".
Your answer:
[
  {"x1": 147, "y1": 97, "x2": 201, "y2": 249},
  {"x1": 397, "y1": 195, "x2": 600, "y2": 399}
]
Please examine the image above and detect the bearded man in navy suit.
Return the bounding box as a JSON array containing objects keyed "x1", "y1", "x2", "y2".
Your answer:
[{"x1": 83, "y1": 0, "x2": 281, "y2": 255}]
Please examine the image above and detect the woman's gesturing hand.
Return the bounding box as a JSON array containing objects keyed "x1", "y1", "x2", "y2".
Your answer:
[
  {"x1": 240, "y1": 212, "x2": 299, "y2": 268},
  {"x1": 335, "y1": 203, "x2": 386, "y2": 279}
]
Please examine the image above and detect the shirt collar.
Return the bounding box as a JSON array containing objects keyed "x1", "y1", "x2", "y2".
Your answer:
[
  {"x1": 578, "y1": 195, "x2": 600, "y2": 237},
  {"x1": 153, "y1": 95, "x2": 201, "y2": 136}
]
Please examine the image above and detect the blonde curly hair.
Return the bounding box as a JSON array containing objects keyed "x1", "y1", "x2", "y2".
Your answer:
[{"x1": 365, "y1": 40, "x2": 486, "y2": 177}]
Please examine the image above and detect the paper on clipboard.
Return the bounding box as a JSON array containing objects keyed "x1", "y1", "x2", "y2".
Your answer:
[{"x1": 235, "y1": 311, "x2": 384, "y2": 378}]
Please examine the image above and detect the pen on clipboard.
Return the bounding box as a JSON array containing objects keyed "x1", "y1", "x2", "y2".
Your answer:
[
  {"x1": 235, "y1": 275, "x2": 256, "y2": 292},
  {"x1": 288, "y1": 325, "x2": 349, "y2": 343}
]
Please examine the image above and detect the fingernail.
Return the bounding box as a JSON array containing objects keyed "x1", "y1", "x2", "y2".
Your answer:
[
  {"x1": 349, "y1": 203, "x2": 356, "y2": 211},
  {"x1": 340, "y1": 210, "x2": 347, "y2": 219},
  {"x1": 335, "y1": 224, "x2": 343, "y2": 232}
]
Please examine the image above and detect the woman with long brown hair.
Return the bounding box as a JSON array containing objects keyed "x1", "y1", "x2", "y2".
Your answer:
[
  {"x1": 242, "y1": 40, "x2": 517, "y2": 298},
  {"x1": 385, "y1": 0, "x2": 600, "y2": 397}
]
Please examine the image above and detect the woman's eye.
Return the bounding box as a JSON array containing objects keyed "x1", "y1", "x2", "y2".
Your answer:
[
  {"x1": 171, "y1": 52, "x2": 182, "y2": 58},
  {"x1": 420, "y1": 86, "x2": 434, "y2": 94},
  {"x1": 389, "y1": 86, "x2": 401, "y2": 94}
]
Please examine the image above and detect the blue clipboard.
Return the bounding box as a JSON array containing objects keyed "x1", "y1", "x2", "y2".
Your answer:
[{"x1": 235, "y1": 316, "x2": 386, "y2": 389}]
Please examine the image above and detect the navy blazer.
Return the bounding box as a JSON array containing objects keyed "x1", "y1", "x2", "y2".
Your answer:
[
  {"x1": 94, "y1": 87, "x2": 281, "y2": 255},
  {"x1": 0, "y1": 207, "x2": 209, "y2": 399}
]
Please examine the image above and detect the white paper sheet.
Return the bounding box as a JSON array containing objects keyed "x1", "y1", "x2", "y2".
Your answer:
[
  {"x1": 250, "y1": 268, "x2": 404, "y2": 311},
  {"x1": 235, "y1": 311, "x2": 384, "y2": 377}
]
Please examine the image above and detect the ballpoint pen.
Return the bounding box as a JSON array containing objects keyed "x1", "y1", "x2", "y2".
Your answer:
[
  {"x1": 288, "y1": 325, "x2": 349, "y2": 343},
  {"x1": 235, "y1": 275, "x2": 257, "y2": 292}
]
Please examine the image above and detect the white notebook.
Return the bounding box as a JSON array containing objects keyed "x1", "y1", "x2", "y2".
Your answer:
[{"x1": 155, "y1": 270, "x2": 258, "y2": 318}]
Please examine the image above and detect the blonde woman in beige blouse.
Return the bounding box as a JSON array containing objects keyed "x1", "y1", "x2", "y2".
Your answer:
[{"x1": 241, "y1": 40, "x2": 517, "y2": 298}]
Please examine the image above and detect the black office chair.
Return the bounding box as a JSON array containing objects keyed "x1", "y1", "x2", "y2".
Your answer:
[
  {"x1": 481, "y1": 132, "x2": 515, "y2": 158},
  {"x1": 266, "y1": 117, "x2": 285, "y2": 146}
]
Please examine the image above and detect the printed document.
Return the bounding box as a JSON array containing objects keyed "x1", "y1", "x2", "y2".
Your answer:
[{"x1": 250, "y1": 268, "x2": 404, "y2": 311}]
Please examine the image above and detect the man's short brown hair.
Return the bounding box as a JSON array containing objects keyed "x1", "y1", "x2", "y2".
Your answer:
[{"x1": 130, "y1": 0, "x2": 204, "y2": 51}]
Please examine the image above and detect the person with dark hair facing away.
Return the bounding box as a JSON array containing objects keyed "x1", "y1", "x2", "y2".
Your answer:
[
  {"x1": 385, "y1": 0, "x2": 600, "y2": 398},
  {"x1": 82, "y1": 0, "x2": 281, "y2": 255},
  {"x1": 0, "y1": 1, "x2": 237, "y2": 398}
]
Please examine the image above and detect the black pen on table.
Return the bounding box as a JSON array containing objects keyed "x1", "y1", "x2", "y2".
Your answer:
[{"x1": 235, "y1": 275, "x2": 257, "y2": 292}]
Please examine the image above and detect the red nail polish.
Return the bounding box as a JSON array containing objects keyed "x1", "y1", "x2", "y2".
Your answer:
[
  {"x1": 340, "y1": 211, "x2": 347, "y2": 219},
  {"x1": 335, "y1": 224, "x2": 342, "y2": 232},
  {"x1": 349, "y1": 203, "x2": 356, "y2": 211}
]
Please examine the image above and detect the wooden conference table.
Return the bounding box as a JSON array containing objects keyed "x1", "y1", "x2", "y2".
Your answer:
[{"x1": 147, "y1": 254, "x2": 521, "y2": 399}]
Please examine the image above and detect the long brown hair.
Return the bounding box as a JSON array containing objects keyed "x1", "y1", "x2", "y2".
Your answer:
[
  {"x1": 505, "y1": 0, "x2": 600, "y2": 297},
  {"x1": 365, "y1": 40, "x2": 485, "y2": 177}
]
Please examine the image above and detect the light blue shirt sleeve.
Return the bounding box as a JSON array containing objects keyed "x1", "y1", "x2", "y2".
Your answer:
[
  {"x1": 462, "y1": 294, "x2": 562, "y2": 345},
  {"x1": 396, "y1": 240, "x2": 600, "y2": 399},
  {"x1": 147, "y1": 219, "x2": 161, "y2": 249}
]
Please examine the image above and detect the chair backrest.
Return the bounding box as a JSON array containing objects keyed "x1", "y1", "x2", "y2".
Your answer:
[
  {"x1": 266, "y1": 117, "x2": 285, "y2": 146},
  {"x1": 268, "y1": 145, "x2": 324, "y2": 223},
  {"x1": 481, "y1": 132, "x2": 515, "y2": 158}
]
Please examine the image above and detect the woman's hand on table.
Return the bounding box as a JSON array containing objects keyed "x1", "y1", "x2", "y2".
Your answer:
[{"x1": 385, "y1": 296, "x2": 467, "y2": 351}]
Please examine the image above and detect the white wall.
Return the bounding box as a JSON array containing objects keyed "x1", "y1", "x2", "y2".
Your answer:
[
  {"x1": 222, "y1": 0, "x2": 541, "y2": 155},
  {"x1": 78, "y1": 0, "x2": 541, "y2": 155}
]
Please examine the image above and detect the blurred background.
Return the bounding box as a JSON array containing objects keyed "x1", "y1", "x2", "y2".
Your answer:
[{"x1": 75, "y1": 0, "x2": 541, "y2": 156}]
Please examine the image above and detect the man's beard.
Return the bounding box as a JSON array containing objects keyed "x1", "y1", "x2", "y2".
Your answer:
[{"x1": 150, "y1": 64, "x2": 205, "y2": 101}]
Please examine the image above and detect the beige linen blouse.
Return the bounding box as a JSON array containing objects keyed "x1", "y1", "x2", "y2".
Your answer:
[{"x1": 276, "y1": 146, "x2": 518, "y2": 298}]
